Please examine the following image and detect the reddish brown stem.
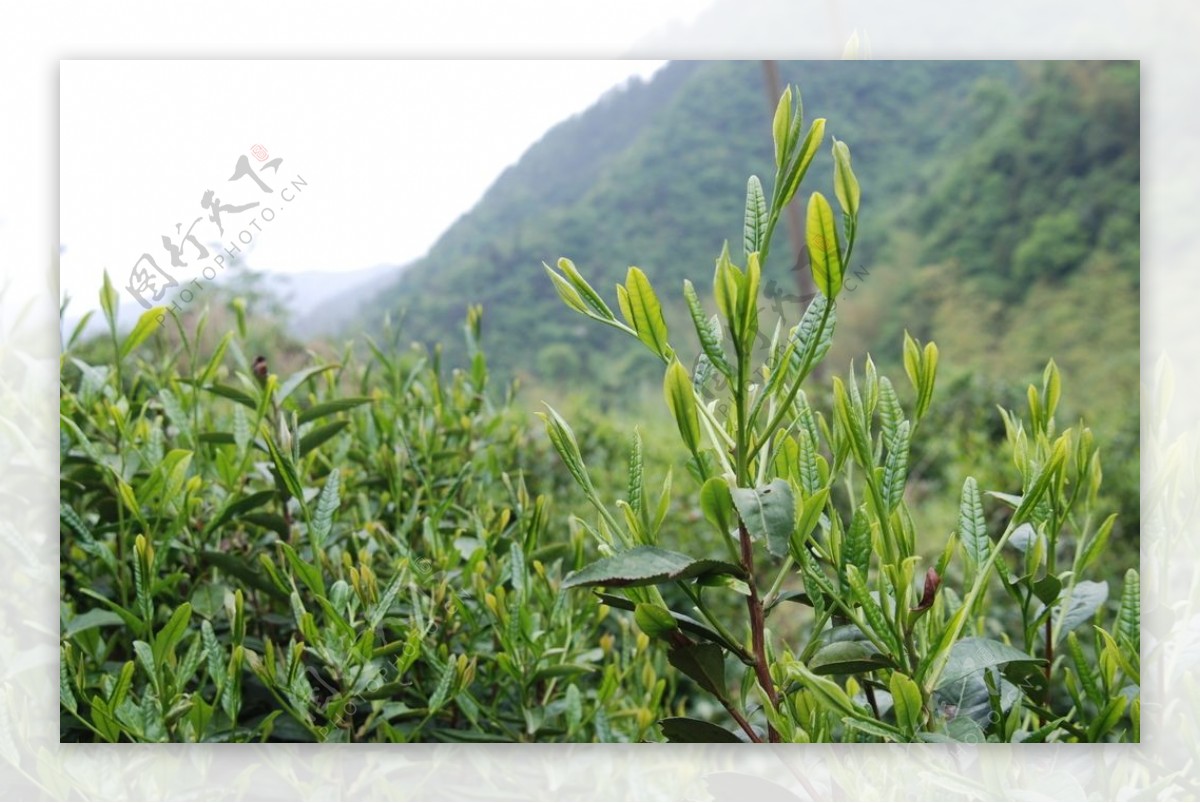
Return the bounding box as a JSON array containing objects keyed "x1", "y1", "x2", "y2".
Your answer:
[
  {"x1": 740, "y1": 521, "x2": 780, "y2": 742},
  {"x1": 724, "y1": 698, "x2": 763, "y2": 743},
  {"x1": 1044, "y1": 613, "x2": 1054, "y2": 706}
]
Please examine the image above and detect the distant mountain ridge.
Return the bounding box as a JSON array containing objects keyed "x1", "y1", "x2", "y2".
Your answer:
[{"x1": 345, "y1": 60, "x2": 1016, "y2": 373}]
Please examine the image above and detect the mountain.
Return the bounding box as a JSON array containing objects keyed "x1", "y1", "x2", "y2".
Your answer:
[{"x1": 349, "y1": 61, "x2": 1017, "y2": 370}]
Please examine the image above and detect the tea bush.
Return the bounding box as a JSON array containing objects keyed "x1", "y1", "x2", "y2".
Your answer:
[
  {"x1": 60, "y1": 294, "x2": 671, "y2": 742},
  {"x1": 541, "y1": 85, "x2": 1138, "y2": 743}
]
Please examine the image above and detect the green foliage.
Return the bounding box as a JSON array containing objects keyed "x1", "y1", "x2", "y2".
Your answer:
[
  {"x1": 542, "y1": 85, "x2": 1137, "y2": 743},
  {"x1": 60, "y1": 299, "x2": 672, "y2": 742}
]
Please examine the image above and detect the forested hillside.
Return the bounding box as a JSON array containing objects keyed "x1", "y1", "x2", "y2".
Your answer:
[{"x1": 351, "y1": 61, "x2": 1019, "y2": 377}]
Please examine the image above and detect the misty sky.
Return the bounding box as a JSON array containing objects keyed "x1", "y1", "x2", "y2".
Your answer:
[{"x1": 59, "y1": 59, "x2": 682, "y2": 310}]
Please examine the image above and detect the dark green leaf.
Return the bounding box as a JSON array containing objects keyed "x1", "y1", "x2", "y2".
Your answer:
[
  {"x1": 765, "y1": 589, "x2": 814, "y2": 612},
  {"x1": 203, "y1": 384, "x2": 258, "y2": 410},
  {"x1": 562, "y1": 546, "x2": 744, "y2": 590},
  {"x1": 935, "y1": 637, "x2": 1043, "y2": 693},
  {"x1": 809, "y1": 640, "x2": 892, "y2": 675},
  {"x1": 660, "y1": 717, "x2": 743, "y2": 743},
  {"x1": 1055, "y1": 580, "x2": 1109, "y2": 642},
  {"x1": 299, "y1": 421, "x2": 349, "y2": 456},
  {"x1": 297, "y1": 397, "x2": 374, "y2": 425},
  {"x1": 667, "y1": 642, "x2": 727, "y2": 698},
  {"x1": 1032, "y1": 574, "x2": 1063, "y2": 606}
]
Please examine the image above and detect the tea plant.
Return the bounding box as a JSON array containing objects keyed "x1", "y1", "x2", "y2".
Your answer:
[
  {"x1": 60, "y1": 288, "x2": 671, "y2": 742},
  {"x1": 541, "y1": 85, "x2": 1138, "y2": 742}
]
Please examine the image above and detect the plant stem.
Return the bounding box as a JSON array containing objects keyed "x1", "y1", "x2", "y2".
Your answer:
[
  {"x1": 1043, "y1": 613, "x2": 1054, "y2": 705},
  {"x1": 746, "y1": 300, "x2": 832, "y2": 464},
  {"x1": 739, "y1": 520, "x2": 779, "y2": 742},
  {"x1": 722, "y1": 697, "x2": 762, "y2": 743}
]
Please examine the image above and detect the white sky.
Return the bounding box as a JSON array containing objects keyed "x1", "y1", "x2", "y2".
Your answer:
[{"x1": 59, "y1": 59, "x2": 673, "y2": 308}]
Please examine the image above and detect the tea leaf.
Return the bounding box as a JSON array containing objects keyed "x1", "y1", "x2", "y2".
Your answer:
[
  {"x1": 634, "y1": 603, "x2": 680, "y2": 639},
  {"x1": 779, "y1": 118, "x2": 825, "y2": 207},
  {"x1": 667, "y1": 642, "x2": 727, "y2": 699},
  {"x1": 1055, "y1": 580, "x2": 1109, "y2": 642},
  {"x1": 663, "y1": 360, "x2": 701, "y2": 455},
  {"x1": 557, "y1": 257, "x2": 616, "y2": 320},
  {"x1": 623, "y1": 267, "x2": 670, "y2": 358},
  {"x1": 831, "y1": 139, "x2": 861, "y2": 218},
  {"x1": 203, "y1": 384, "x2": 258, "y2": 410},
  {"x1": 660, "y1": 717, "x2": 742, "y2": 743},
  {"x1": 545, "y1": 264, "x2": 590, "y2": 315},
  {"x1": 958, "y1": 477, "x2": 989, "y2": 569},
  {"x1": 882, "y1": 420, "x2": 910, "y2": 512},
  {"x1": 119, "y1": 306, "x2": 167, "y2": 359},
  {"x1": 297, "y1": 397, "x2": 373, "y2": 424},
  {"x1": 699, "y1": 476, "x2": 735, "y2": 536},
  {"x1": 1117, "y1": 569, "x2": 1139, "y2": 653},
  {"x1": 771, "y1": 86, "x2": 792, "y2": 168},
  {"x1": 788, "y1": 295, "x2": 836, "y2": 383},
  {"x1": 63, "y1": 609, "x2": 127, "y2": 638},
  {"x1": 298, "y1": 420, "x2": 349, "y2": 456},
  {"x1": 310, "y1": 470, "x2": 340, "y2": 550},
  {"x1": 731, "y1": 479, "x2": 795, "y2": 558},
  {"x1": 683, "y1": 280, "x2": 732, "y2": 378},
  {"x1": 152, "y1": 602, "x2": 192, "y2": 665},
  {"x1": 935, "y1": 637, "x2": 1042, "y2": 693},
  {"x1": 744, "y1": 175, "x2": 768, "y2": 258},
  {"x1": 889, "y1": 672, "x2": 922, "y2": 735},
  {"x1": 809, "y1": 640, "x2": 891, "y2": 675},
  {"x1": 562, "y1": 546, "x2": 744, "y2": 590},
  {"x1": 806, "y1": 192, "x2": 843, "y2": 300},
  {"x1": 278, "y1": 364, "x2": 338, "y2": 403}
]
